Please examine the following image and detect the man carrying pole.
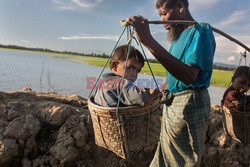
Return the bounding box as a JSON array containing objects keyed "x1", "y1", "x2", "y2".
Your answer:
[{"x1": 125, "y1": 0, "x2": 216, "y2": 166}]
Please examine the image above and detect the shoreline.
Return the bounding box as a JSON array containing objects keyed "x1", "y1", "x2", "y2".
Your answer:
[
  {"x1": 2, "y1": 87, "x2": 222, "y2": 106},
  {"x1": 0, "y1": 47, "x2": 233, "y2": 88}
]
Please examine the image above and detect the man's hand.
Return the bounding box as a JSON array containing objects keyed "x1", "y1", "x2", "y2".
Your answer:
[
  {"x1": 160, "y1": 89, "x2": 174, "y2": 106},
  {"x1": 143, "y1": 88, "x2": 162, "y2": 104}
]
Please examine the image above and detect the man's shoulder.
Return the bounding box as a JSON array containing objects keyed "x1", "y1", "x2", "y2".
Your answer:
[
  {"x1": 195, "y1": 22, "x2": 212, "y2": 32},
  {"x1": 192, "y1": 23, "x2": 215, "y2": 42}
]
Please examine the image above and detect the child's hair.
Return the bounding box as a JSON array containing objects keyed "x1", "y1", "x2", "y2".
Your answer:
[
  {"x1": 233, "y1": 66, "x2": 250, "y2": 80},
  {"x1": 110, "y1": 45, "x2": 144, "y2": 69}
]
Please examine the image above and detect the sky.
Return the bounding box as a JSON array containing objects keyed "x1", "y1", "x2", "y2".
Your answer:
[{"x1": 0, "y1": 0, "x2": 249, "y2": 65}]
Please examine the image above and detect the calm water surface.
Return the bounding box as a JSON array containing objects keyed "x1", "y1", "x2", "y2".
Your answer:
[{"x1": 0, "y1": 49, "x2": 225, "y2": 105}]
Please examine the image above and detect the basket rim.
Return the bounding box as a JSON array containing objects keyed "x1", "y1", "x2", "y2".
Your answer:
[
  {"x1": 223, "y1": 106, "x2": 250, "y2": 115},
  {"x1": 88, "y1": 95, "x2": 161, "y2": 117}
]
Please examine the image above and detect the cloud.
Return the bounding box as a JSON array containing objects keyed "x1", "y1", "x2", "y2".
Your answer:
[
  {"x1": 20, "y1": 39, "x2": 31, "y2": 43},
  {"x1": 227, "y1": 56, "x2": 235, "y2": 61},
  {"x1": 58, "y1": 34, "x2": 119, "y2": 41},
  {"x1": 71, "y1": 0, "x2": 90, "y2": 8},
  {"x1": 214, "y1": 35, "x2": 250, "y2": 64},
  {"x1": 189, "y1": 0, "x2": 220, "y2": 11},
  {"x1": 215, "y1": 10, "x2": 247, "y2": 27},
  {"x1": 52, "y1": 0, "x2": 104, "y2": 11},
  {"x1": 215, "y1": 35, "x2": 249, "y2": 54}
]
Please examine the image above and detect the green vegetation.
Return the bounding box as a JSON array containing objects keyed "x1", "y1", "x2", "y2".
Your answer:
[
  {"x1": 53, "y1": 55, "x2": 233, "y2": 87},
  {"x1": 75, "y1": 56, "x2": 166, "y2": 76},
  {"x1": 211, "y1": 70, "x2": 233, "y2": 87},
  {"x1": 141, "y1": 62, "x2": 166, "y2": 76}
]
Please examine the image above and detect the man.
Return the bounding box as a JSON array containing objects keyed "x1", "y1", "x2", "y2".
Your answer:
[{"x1": 125, "y1": 0, "x2": 216, "y2": 166}]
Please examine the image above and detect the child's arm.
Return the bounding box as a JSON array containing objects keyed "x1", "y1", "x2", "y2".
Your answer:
[{"x1": 224, "y1": 91, "x2": 241, "y2": 112}]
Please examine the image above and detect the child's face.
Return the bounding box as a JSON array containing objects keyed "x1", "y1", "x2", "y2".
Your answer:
[
  {"x1": 232, "y1": 75, "x2": 250, "y2": 93},
  {"x1": 113, "y1": 58, "x2": 143, "y2": 82}
]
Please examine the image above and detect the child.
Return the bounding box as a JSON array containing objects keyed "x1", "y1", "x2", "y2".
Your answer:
[
  {"x1": 222, "y1": 66, "x2": 250, "y2": 112},
  {"x1": 94, "y1": 44, "x2": 162, "y2": 107}
]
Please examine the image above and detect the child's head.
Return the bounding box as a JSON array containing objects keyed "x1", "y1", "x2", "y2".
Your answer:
[
  {"x1": 232, "y1": 66, "x2": 250, "y2": 93},
  {"x1": 110, "y1": 45, "x2": 144, "y2": 82}
]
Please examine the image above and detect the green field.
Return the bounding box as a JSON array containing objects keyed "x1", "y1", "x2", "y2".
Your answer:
[{"x1": 54, "y1": 55, "x2": 233, "y2": 87}]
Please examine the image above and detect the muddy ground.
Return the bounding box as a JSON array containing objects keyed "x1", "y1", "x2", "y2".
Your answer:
[{"x1": 0, "y1": 88, "x2": 249, "y2": 167}]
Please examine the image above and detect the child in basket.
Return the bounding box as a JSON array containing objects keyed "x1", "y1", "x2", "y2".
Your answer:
[
  {"x1": 223, "y1": 66, "x2": 250, "y2": 112},
  {"x1": 94, "y1": 44, "x2": 162, "y2": 107}
]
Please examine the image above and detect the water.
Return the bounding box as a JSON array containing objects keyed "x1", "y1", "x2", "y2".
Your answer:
[
  {"x1": 0, "y1": 49, "x2": 104, "y2": 98},
  {"x1": 0, "y1": 49, "x2": 226, "y2": 105}
]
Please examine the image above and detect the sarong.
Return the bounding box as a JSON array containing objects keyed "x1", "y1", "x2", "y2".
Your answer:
[{"x1": 150, "y1": 88, "x2": 210, "y2": 167}]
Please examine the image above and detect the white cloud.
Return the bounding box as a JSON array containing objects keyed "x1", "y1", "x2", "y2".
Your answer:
[
  {"x1": 52, "y1": 0, "x2": 104, "y2": 11},
  {"x1": 20, "y1": 39, "x2": 31, "y2": 43},
  {"x1": 227, "y1": 56, "x2": 235, "y2": 61},
  {"x1": 215, "y1": 10, "x2": 247, "y2": 27},
  {"x1": 214, "y1": 35, "x2": 250, "y2": 64},
  {"x1": 189, "y1": 0, "x2": 220, "y2": 11},
  {"x1": 71, "y1": 0, "x2": 90, "y2": 8},
  {"x1": 59, "y1": 34, "x2": 119, "y2": 41}
]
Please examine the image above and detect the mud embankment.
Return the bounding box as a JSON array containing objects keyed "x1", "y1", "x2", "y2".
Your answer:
[{"x1": 0, "y1": 88, "x2": 249, "y2": 167}]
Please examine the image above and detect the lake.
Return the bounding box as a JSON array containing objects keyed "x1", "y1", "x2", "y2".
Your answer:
[{"x1": 0, "y1": 49, "x2": 226, "y2": 105}]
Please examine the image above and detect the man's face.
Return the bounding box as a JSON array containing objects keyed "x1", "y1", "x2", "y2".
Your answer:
[{"x1": 157, "y1": 6, "x2": 185, "y2": 41}]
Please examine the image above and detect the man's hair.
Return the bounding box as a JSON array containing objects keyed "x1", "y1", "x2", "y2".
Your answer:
[
  {"x1": 155, "y1": 0, "x2": 189, "y2": 9},
  {"x1": 233, "y1": 66, "x2": 250, "y2": 80},
  {"x1": 110, "y1": 45, "x2": 144, "y2": 69}
]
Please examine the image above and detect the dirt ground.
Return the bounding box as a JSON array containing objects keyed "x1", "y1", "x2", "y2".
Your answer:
[{"x1": 0, "y1": 88, "x2": 249, "y2": 167}]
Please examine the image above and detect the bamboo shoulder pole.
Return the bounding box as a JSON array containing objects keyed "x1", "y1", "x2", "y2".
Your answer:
[
  {"x1": 210, "y1": 26, "x2": 250, "y2": 53},
  {"x1": 120, "y1": 20, "x2": 250, "y2": 53}
]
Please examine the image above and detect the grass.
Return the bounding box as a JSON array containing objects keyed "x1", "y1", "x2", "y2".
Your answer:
[
  {"x1": 53, "y1": 54, "x2": 234, "y2": 87},
  {"x1": 211, "y1": 69, "x2": 233, "y2": 87}
]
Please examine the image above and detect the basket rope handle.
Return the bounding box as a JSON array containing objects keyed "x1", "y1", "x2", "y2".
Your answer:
[{"x1": 87, "y1": 27, "x2": 127, "y2": 100}]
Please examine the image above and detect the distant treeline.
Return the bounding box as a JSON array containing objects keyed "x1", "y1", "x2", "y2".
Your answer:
[
  {"x1": 213, "y1": 64, "x2": 235, "y2": 71},
  {"x1": 0, "y1": 44, "x2": 94, "y2": 57},
  {"x1": 0, "y1": 44, "x2": 235, "y2": 70}
]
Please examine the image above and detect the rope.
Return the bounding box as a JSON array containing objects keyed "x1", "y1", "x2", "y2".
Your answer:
[
  {"x1": 138, "y1": 37, "x2": 160, "y2": 90},
  {"x1": 238, "y1": 50, "x2": 247, "y2": 66},
  {"x1": 87, "y1": 27, "x2": 127, "y2": 99},
  {"x1": 115, "y1": 28, "x2": 133, "y2": 117}
]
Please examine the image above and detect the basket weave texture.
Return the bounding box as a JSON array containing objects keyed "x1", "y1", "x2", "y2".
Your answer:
[
  {"x1": 88, "y1": 96, "x2": 162, "y2": 159},
  {"x1": 222, "y1": 105, "x2": 250, "y2": 145}
]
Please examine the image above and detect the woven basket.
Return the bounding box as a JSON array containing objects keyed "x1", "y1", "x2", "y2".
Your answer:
[
  {"x1": 222, "y1": 105, "x2": 250, "y2": 145},
  {"x1": 87, "y1": 95, "x2": 162, "y2": 159}
]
